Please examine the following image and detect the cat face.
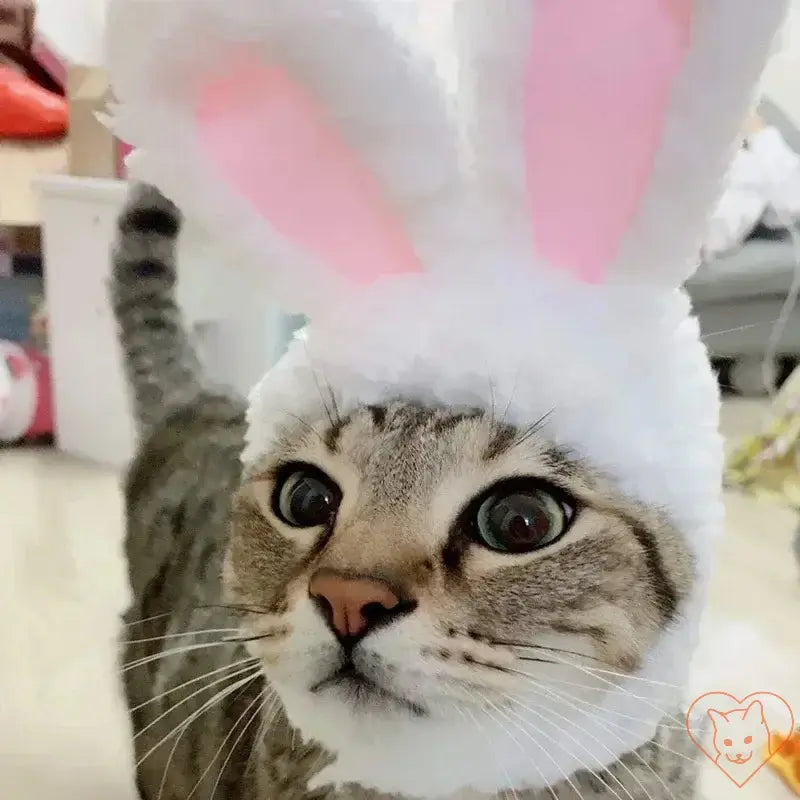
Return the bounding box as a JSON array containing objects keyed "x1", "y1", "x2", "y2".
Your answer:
[
  {"x1": 226, "y1": 401, "x2": 694, "y2": 794},
  {"x1": 709, "y1": 702, "x2": 770, "y2": 766}
]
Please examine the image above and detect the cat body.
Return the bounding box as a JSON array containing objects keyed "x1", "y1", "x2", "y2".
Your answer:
[
  {"x1": 106, "y1": 1, "x2": 786, "y2": 796},
  {"x1": 113, "y1": 186, "x2": 700, "y2": 800}
]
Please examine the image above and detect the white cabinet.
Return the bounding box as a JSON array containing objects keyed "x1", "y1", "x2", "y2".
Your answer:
[{"x1": 38, "y1": 176, "x2": 289, "y2": 468}]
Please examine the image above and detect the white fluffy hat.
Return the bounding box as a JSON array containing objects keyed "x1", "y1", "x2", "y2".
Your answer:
[{"x1": 106, "y1": 0, "x2": 788, "y2": 793}]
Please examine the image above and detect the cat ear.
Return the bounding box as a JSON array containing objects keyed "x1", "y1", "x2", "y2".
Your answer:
[
  {"x1": 743, "y1": 701, "x2": 766, "y2": 724},
  {"x1": 707, "y1": 709, "x2": 727, "y2": 728},
  {"x1": 455, "y1": 0, "x2": 788, "y2": 286},
  {"x1": 106, "y1": 0, "x2": 461, "y2": 314}
]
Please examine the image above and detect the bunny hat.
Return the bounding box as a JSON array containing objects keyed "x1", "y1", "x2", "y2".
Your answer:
[{"x1": 106, "y1": 0, "x2": 788, "y2": 795}]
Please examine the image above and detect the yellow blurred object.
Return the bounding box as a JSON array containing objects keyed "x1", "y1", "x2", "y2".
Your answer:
[
  {"x1": 766, "y1": 730, "x2": 800, "y2": 796},
  {"x1": 726, "y1": 366, "x2": 800, "y2": 508},
  {"x1": 742, "y1": 111, "x2": 767, "y2": 138}
]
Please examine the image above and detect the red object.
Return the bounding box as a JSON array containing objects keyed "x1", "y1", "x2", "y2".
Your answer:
[
  {"x1": 0, "y1": 64, "x2": 67, "y2": 138},
  {"x1": 24, "y1": 347, "x2": 52, "y2": 438},
  {"x1": 117, "y1": 140, "x2": 133, "y2": 178},
  {"x1": 0, "y1": 341, "x2": 53, "y2": 442}
]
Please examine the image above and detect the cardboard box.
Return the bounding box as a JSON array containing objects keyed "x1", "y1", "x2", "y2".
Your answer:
[
  {"x1": 66, "y1": 65, "x2": 127, "y2": 179},
  {"x1": 0, "y1": 0, "x2": 34, "y2": 51}
]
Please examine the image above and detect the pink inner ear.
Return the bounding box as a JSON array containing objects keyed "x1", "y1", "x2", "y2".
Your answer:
[
  {"x1": 194, "y1": 51, "x2": 421, "y2": 286},
  {"x1": 525, "y1": 0, "x2": 692, "y2": 283}
]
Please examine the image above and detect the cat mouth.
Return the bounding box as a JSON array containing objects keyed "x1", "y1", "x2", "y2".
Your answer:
[
  {"x1": 310, "y1": 662, "x2": 426, "y2": 717},
  {"x1": 725, "y1": 753, "x2": 752, "y2": 764}
]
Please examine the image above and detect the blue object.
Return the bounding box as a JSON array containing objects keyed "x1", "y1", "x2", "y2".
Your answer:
[{"x1": 0, "y1": 275, "x2": 43, "y2": 343}]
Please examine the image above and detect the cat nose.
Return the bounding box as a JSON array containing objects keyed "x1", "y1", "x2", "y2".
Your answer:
[{"x1": 309, "y1": 569, "x2": 414, "y2": 646}]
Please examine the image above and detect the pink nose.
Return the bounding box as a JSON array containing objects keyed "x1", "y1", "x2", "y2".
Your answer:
[{"x1": 309, "y1": 570, "x2": 401, "y2": 641}]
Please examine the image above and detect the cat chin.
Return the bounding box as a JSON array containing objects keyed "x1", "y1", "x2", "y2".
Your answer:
[
  {"x1": 280, "y1": 683, "x2": 512, "y2": 797},
  {"x1": 276, "y1": 682, "x2": 650, "y2": 798}
]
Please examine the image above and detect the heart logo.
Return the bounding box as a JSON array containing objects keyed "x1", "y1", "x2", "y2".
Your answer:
[{"x1": 686, "y1": 692, "x2": 794, "y2": 787}]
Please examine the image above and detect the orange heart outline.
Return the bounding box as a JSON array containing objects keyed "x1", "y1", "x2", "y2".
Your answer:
[{"x1": 685, "y1": 691, "x2": 794, "y2": 787}]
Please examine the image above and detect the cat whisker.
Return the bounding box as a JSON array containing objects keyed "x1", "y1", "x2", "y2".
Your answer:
[
  {"x1": 517, "y1": 650, "x2": 685, "y2": 690},
  {"x1": 130, "y1": 656, "x2": 259, "y2": 713},
  {"x1": 200, "y1": 689, "x2": 270, "y2": 800},
  {"x1": 447, "y1": 686, "x2": 557, "y2": 800},
  {"x1": 501, "y1": 690, "x2": 652, "y2": 800},
  {"x1": 488, "y1": 639, "x2": 610, "y2": 666},
  {"x1": 502, "y1": 660, "x2": 686, "y2": 730},
  {"x1": 510, "y1": 672, "x2": 640, "y2": 700},
  {"x1": 510, "y1": 701, "x2": 635, "y2": 800},
  {"x1": 244, "y1": 693, "x2": 282, "y2": 777},
  {"x1": 134, "y1": 663, "x2": 261, "y2": 743},
  {"x1": 195, "y1": 603, "x2": 274, "y2": 615},
  {"x1": 121, "y1": 640, "x2": 245, "y2": 672},
  {"x1": 209, "y1": 698, "x2": 267, "y2": 800},
  {"x1": 140, "y1": 670, "x2": 261, "y2": 770},
  {"x1": 529, "y1": 680, "x2": 692, "y2": 797},
  {"x1": 326, "y1": 380, "x2": 342, "y2": 429},
  {"x1": 488, "y1": 378, "x2": 498, "y2": 429},
  {"x1": 498, "y1": 370, "x2": 521, "y2": 430},
  {"x1": 124, "y1": 611, "x2": 176, "y2": 627},
  {"x1": 514, "y1": 666, "x2": 694, "y2": 762},
  {"x1": 154, "y1": 677, "x2": 261, "y2": 800},
  {"x1": 545, "y1": 684, "x2": 698, "y2": 758},
  {"x1": 447, "y1": 654, "x2": 559, "y2": 680},
  {"x1": 156, "y1": 714, "x2": 195, "y2": 800},
  {"x1": 531, "y1": 678, "x2": 691, "y2": 733},
  {"x1": 222, "y1": 632, "x2": 286, "y2": 644},
  {"x1": 467, "y1": 683, "x2": 631, "y2": 800},
  {"x1": 474, "y1": 687, "x2": 586, "y2": 799},
  {"x1": 448, "y1": 694, "x2": 522, "y2": 800},
  {"x1": 511, "y1": 409, "x2": 554, "y2": 450},
  {"x1": 123, "y1": 627, "x2": 240, "y2": 646},
  {"x1": 701, "y1": 320, "x2": 779, "y2": 341},
  {"x1": 302, "y1": 339, "x2": 339, "y2": 428},
  {"x1": 437, "y1": 646, "x2": 684, "y2": 734},
  {"x1": 507, "y1": 655, "x2": 559, "y2": 667},
  {"x1": 277, "y1": 410, "x2": 327, "y2": 448}
]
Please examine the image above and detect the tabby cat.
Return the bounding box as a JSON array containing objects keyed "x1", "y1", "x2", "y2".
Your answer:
[{"x1": 112, "y1": 184, "x2": 701, "y2": 800}]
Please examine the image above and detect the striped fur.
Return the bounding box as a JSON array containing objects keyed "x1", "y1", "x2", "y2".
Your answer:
[{"x1": 113, "y1": 184, "x2": 699, "y2": 799}]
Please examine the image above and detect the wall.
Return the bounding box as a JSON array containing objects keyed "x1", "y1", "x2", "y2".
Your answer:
[
  {"x1": 762, "y1": 3, "x2": 800, "y2": 127},
  {"x1": 35, "y1": 0, "x2": 107, "y2": 65},
  {"x1": 36, "y1": 1, "x2": 796, "y2": 126}
]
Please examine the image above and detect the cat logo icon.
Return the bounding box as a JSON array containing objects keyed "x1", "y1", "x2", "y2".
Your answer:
[{"x1": 686, "y1": 692, "x2": 794, "y2": 787}]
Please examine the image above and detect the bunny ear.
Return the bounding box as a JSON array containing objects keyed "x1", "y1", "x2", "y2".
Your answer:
[
  {"x1": 106, "y1": 0, "x2": 461, "y2": 313},
  {"x1": 456, "y1": 0, "x2": 789, "y2": 287},
  {"x1": 193, "y1": 51, "x2": 420, "y2": 288}
]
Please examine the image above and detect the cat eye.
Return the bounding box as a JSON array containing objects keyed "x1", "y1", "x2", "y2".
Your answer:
[
  {"x1": 472, "y1": 479, "x2": 575, "y2": 554},
  {"x1": 273, "y1": 465, "x2": 341, "y2": 528}
]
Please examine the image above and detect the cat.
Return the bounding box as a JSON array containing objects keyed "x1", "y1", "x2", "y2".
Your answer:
[
  {"x1": 112, "y1": 183, "x2": 702, "y2": 800},
  {"x1": 708, "y1": 701, "x2": 772, "y2": 784}
]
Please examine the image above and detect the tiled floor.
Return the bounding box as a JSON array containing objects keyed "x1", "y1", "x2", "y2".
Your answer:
[{"x1": 1, "y1": 398, "x2": 798, "y2": 799}]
